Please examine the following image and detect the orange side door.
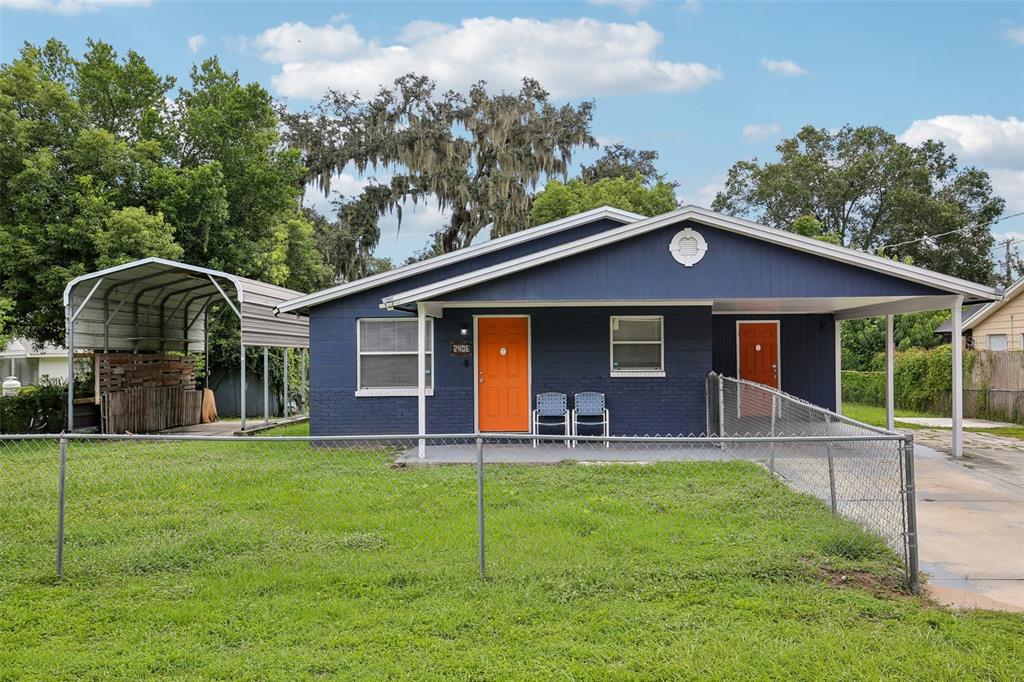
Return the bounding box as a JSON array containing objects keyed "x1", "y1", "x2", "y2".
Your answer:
[
  {"x1": 738, "y1": 322, "x2": 779, "y2": 389},
  {"x1": 477, "y1": 317, "x2": 530, "y2": 432}
]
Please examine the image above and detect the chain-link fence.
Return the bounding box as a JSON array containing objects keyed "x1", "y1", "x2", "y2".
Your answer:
[{"x1": 1, "y1": 427, "x2": 919, "y2": 592}]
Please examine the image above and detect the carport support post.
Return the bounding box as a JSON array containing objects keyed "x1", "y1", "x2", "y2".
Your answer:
[
  {"x1": 263, "y1": 347, "x2": 270, "y2": 425},
  {"x1": 902, "y1": 434, "x2": 921, "y2": 593},
  {"x1": 65, "y1": 306, "x2": 74, "y2": 432},
  {"x1": 885, "y1": 314, "x2": 895, "y2": 431},
  {"x1": 951, "y1": 297, "x2": 964, "y2": 457},
  {"x1": 283, "y1": 347, "x2": 289, "y2": 419},
  {"x1": 834, "y1": 319, "x2": 842, "y2": 414},
  {"x1": 240, "y1": 343, "x2": 246, "y2": 431},
  {"x1": 301, "y1": 348, "x2": 307, "y2": 414}
]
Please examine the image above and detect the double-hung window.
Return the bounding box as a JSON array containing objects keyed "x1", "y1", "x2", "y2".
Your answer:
[
  {"x1": 610, "y1": 316, "x2": 665, "y2": 377},
  {"x1": 987, "y1": 333, "x2": 1008, "y2": 352},
  {"x1": 357, "y1": 319, "x2": 433, "y2": 396}
]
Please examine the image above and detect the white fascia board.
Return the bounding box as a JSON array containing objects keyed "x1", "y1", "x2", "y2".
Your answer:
[
  {"x1": 381, "y1": 205, "x2": 999, "y2": 309},
  {"x1": 275, "y1": 206, "x2": 644, "y2": 313}
]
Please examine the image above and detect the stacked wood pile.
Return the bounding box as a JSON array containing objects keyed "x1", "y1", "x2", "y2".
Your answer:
[
  {"x1": 95, "y1": 353, "x2": 203, "y2": 433},
  {"x1": 101, "y1": 386, "x2": 204, "y2": 433},
  {"x1": 95, "y1": 353, "x2": 196, "y2": 397}
]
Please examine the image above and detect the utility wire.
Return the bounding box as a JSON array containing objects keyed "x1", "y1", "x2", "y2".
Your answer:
[{"x1": 882, "y1": 211, "x2": 1024, "y2": 251}]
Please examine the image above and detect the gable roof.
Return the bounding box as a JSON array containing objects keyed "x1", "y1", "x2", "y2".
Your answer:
[
  {"x1": 381, "y1": 205, "x2": 999, "y2": 309},
  {"x1": 936, "y1": 277, "x2": 1021, "y2": 333},
  {"x1": 276, "y1": 206, "x2": 644, "y2": 313}
]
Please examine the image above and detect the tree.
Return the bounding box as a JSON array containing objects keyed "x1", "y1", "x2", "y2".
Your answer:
[
  {"x1": 0, "y1": 40, "x2": 330, "y2": 358},
  {"x1": 530, "y1": 174, "x2": 678, "y2": 225},
  {"x1": 841, "y1": 311, "x2": 950, "y2": 371},
  {"x1": 580, "y1": 144, "x2": 671, "y2": 186},
  {"x1": 713, "y1": 125, "x2": 1004, "y2": 283},
  {"x1": 283, "y1": 74, "x2": 597, "y2": 254}
]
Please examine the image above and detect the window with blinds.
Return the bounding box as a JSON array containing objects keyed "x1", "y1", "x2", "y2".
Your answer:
[
  {"x1": 610, "y1": 316, "x2": 664, "y2": 375},
  {"x1": 358, "y1": 319, "x2": 433, "y2": 390}
]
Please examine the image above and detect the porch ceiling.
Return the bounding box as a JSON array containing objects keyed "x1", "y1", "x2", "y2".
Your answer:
[{"x1": 403, "y1": 295, "x2": 964, "y2": 320}]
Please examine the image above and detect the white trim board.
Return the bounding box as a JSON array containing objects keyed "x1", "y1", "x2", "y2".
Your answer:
[
  {"x1": 276, "y1": 206, "x2": 643, "y2": 313},
  {"x1": 381, "y1": 205, "x2": 999, "y2": 310}
]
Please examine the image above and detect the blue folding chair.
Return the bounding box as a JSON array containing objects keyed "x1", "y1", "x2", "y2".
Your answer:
[
  {"x1": 532, "y1": 392, "x2": 569, "y2": 448},
  {"x1": 572, "y1": 392, "x2": 610, "y2": 448}
]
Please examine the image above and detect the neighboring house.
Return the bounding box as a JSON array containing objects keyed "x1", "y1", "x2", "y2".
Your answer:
[
  {"x1": 277, "y1": 205, "x2": 996, "y2": 438},
  {"x1": 937, "y1": 278, "x2": 1024, "y2": 351},
  {"x1": 0, "y1": 338, "x2": 68, "y2": 385}
]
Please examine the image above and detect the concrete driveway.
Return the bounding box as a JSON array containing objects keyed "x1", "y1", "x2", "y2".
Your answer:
[{"x1": 909, "y1": 429, "x2": 1024, "y2": 611}]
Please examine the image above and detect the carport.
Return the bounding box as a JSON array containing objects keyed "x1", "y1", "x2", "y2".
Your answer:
[{"x1": 63, "y1": 257, "x2": 309, "y2": 432}]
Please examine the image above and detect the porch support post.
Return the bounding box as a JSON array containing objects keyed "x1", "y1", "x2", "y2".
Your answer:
[
  {"x1": 834, "y1": 318, "x2": 842, "y2": 414},
  {"x1": 417, "y1": 303, "x2": 427, "y2": 458},
  {"x1": 885, "y1": 314, "x2": 895, "y2": 431},
  {"x1": 952, "y1": 297, "x2": 964, "y2": 457}
]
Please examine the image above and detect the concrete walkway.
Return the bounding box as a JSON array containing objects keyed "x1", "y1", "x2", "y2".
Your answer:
[
  {"x1": 897, "y1": 417, "x2": 1018, "y2": 429},
  {"x1": 908, "y1": 430, "x2": 1024, "y2": 612}
]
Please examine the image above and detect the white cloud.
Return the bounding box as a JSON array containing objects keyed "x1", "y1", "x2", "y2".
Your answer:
[
  {"x1": 256, "y1": 17, "x2": 722, "y2": 99},
  {"x1": 679, "y1": 0, "x2": 703, "y2": 14},
  {"x1": 187, "y1": 34, "x2": 206, "y2": 54},
  {"x1": 253, "y1": 21, "x2": 364, "y2": 63},
  {"x1": 0, "y1": 0, "x2": 148, "y2": 13},
  {"x1": 677, "y1": 174, "x2": 724, "y2": 209},
  {"x1": 742, "y1": 122, "x2": 781, "y2": 141},
  {"x1": 988, "y1": 168, "x2": 1024, "y2": 216},
  {"x1": 900, "y1": 115, "x2": 1024, "y2": 169},
  {"x1": 587, "y1": 0, "x2": 650, "y2": 14},
  {"x1": 760, "y1": 58, "x2": 809, "y2": 77},
  {"x1": 901, "y1": 115, "x2": 1024, "y2": 216},
  {"x1": 1003, "y1": 25, "x2": 1024, "y2": 45}
]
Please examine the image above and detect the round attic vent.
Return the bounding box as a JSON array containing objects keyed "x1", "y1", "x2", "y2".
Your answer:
[{"x1": 669, "y1": 228, "x2": 708, "y2": 267}]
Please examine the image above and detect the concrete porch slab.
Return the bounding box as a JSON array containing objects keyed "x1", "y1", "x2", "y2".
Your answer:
[{"x1": 897, "y1": 417, "x2": 1018, "y2": 429}]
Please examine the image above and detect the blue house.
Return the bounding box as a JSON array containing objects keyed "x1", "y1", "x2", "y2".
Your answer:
[{"x1": 278, "y1": 206, "x2": 995, "y2": 448}]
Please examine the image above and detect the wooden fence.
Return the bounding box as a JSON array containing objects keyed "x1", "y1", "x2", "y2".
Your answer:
[{"x1": 101, "y1": 386, "x2": 203, "y2": 433}]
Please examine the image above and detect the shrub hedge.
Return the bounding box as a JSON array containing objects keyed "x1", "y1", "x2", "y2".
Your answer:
[
  {"x1": 841, "y1": 344, "x2": 968, "y2": 415},
  {"x1": 0, "y1": 379, "x2": 66, "y2": 433}
]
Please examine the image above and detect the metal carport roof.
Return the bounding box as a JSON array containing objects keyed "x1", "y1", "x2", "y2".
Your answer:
[{"x1": 63, "y1": 257, "x2": 309, "y2": 352}]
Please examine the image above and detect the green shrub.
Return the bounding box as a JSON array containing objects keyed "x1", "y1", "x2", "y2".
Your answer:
[
  {"x1": 842, "y1": 345, "x2": 968, "y2": 415},
  {"x1": 0, "y1": 378, "x2": 67, "y2": 433},
  {"x1": 841, "y1": 371, "x2": 885, "y2": 406}
]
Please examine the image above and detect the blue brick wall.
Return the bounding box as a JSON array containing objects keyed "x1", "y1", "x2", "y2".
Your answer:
[
  {"x1": 711, "y1": 313, "x2": 836, "y2": 410},
  {"x1": 312, "y1": 305, "x2": 712, "y2": 437}
]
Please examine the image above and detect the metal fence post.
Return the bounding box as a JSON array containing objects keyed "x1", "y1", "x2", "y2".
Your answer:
[
  {"x1": 476, "y1": 437, "x2": 485, "y2": 578},
  {"x1": 769, "y1": 394, "x2": 778, "y2": 474},
  {"x1": 56, "y1": 436, "x2": 68, "y2": 579},
  {"x1": 717, "y1": 374, "x2": 725, "y2": 438},
  {"x1": 825, "y1": 414, "x2": 837, "y2": 514},
  {"x1": 903, "y1": 434, "x2": 921, "y2": 593}
]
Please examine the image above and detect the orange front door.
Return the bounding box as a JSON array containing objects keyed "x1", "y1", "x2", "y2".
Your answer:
[
  {"x1": 477, "y1": 317, "x2": 530, "y2": 432},
  {"x1": 738, "y1": 322, "x2": 779, "y2": 389}
]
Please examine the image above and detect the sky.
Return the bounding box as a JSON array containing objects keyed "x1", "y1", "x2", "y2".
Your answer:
[{"x1": 2, "y1": 0, "x2": 1023, "y2": 263}]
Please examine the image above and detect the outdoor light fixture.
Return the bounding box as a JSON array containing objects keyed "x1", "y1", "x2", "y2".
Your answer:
[{"x1": 460, "y1": 323, "x2": 469, "y2": 337}]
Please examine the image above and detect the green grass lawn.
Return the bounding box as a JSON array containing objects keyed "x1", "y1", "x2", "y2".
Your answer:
[
  {"x1": 841, "y1": 402, "x2": 937, "y2": 429},
  {"x1": 1, "y1": 433, "x2": 1022, "y2": 680},
  {"x1": 843, "y1": 402, "x2": 1024, "y2": 440}
]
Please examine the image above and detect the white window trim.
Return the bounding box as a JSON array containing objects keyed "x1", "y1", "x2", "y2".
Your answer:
[
  {"x1": 987, "y1": 333, "x2": 1008, "y2": 352},
  {"x1": 356, "y1": 318, "x2": 434, "y2": 397},
  {"x1": 609, "y1": 315, "x2": 665, "y2": 377}
]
